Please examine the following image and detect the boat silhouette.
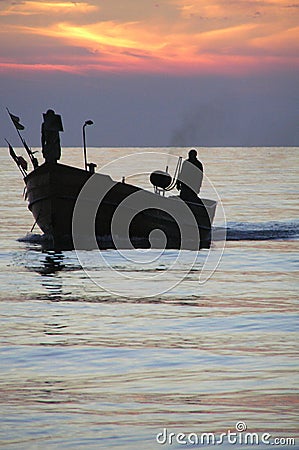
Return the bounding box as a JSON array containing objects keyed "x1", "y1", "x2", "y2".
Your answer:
[
  {"x1": 24, "y1": 162, "x2": 216, "y2": 250},
  {"x1": 7, "y1": 110, "x2": 216, "y2": 251}
]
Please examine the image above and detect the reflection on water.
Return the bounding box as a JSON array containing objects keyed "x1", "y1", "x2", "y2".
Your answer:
[
  {"x1": 0, "y1": 300, "x2": 298, "y2": 449},
  {"x1": 36, "y1": 253, "x2": 65, "y2": 276},
  {"x1": 1, "y1": 242, "x2": 298, "y2": 448},
  {"x1": 6, "y1": 238, "x2": 299, "y2": 306},
  {"x1": 0, "y1": 148, "x2": 298, "y2": 449},
  {"x1": 37, "y1": 253, "x2": 65, "y2": 299}
]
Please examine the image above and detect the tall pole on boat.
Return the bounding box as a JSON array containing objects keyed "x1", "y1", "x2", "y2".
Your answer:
[{"x1": 82, "y1": 120, "x2": 94, "y2": 171}]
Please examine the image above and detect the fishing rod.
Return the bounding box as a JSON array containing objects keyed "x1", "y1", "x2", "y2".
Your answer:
[
  {"x1": 5, "y1": 138, "x2": 28, "y2": 177},
  {"x1": 6, "y1": 107, "x2": 39, "y2": 169}
]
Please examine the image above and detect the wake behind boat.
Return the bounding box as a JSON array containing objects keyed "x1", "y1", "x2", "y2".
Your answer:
[{"x1": 6, "y1": 109, "x2": 217, "y2": 251}]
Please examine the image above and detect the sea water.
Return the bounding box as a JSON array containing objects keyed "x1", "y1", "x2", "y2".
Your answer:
[{"x1": 0, "y1": 147, "x2": 298, "y2": 449}]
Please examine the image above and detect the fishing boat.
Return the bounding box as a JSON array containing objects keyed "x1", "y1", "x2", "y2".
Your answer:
[{"x1": 7, "y1": 111, "x2": 217, "y2": 251}]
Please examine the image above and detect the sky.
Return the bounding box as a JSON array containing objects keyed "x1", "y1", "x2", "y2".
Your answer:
[{"x1": 0, "y1": 0, "x2": 298, "y2": 147}]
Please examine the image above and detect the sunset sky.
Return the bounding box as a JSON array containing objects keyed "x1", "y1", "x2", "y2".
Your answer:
[{"x1": 1, "y1": 0, "x2": 298, "y2": 146}]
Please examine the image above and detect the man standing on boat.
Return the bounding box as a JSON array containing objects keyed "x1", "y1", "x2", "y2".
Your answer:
[
  {"x1": 41, "y1": 109, "x2": 63, "y2": 163},
  {"x1": 177, "y1": 149, "x2": 204, "y2": 202}
]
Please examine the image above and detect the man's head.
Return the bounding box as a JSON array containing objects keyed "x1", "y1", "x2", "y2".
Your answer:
[{"x1": 188, "y1": 149, "x2": 197, "y2": 159}]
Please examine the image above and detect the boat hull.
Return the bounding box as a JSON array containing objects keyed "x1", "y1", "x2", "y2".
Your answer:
[{"x1": 25, "y1": 163, "x2": 216, "y2": 250}]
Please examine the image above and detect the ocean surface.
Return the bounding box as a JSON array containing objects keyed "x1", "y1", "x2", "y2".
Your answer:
[{"x1": 0, "y1": 147, "x2": 298, "y2": 449}]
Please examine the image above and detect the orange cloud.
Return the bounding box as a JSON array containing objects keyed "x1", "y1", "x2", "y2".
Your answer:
[
  {"x1": 0, "y1": 1, "x2": 97, "y2": 16},
  {"x1": 0, "y1": 0, "x2": 298, "y2": 75},
  {"x1": 251, "y1": 26, "x2": 299, "y2": 56}
]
